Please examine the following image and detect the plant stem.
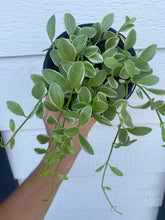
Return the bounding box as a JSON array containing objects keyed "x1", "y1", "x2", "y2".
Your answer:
[
  {"x1": 4, "y1": 99, "x2": 42, "y2": 148},
  {"x1": 101, "y1": 124, "x2": 122, "y2": 214},
  {"x1": 135, "y1": 83, "x2": 164, "y2": 125}
]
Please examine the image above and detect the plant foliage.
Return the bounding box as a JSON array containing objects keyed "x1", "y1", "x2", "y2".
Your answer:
[{"x1": 2, "y1": 13, "x2": 165, "y2": 215}]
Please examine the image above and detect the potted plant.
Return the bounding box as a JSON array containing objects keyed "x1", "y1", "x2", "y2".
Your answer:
[{"x1": 1, "y1": 13, "x2": 165, "y2": 214}]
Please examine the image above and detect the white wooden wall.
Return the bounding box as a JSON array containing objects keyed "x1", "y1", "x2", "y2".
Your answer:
[{"x1": 1, "y1": 0, "x2": 165, "y2": 219}]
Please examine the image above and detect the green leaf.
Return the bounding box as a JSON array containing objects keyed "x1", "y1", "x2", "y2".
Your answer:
[
  {"x1": 151, "y1": 100, "x2": 164, "y2": 110},
  {"x1": 136, "y1": 75, "x2": 159, "y2": 86},
  {"x1": 10, "y1": 138, "x2": 15, "y2": 149},
  {"x1": 103, "y1": 106, "x2": 116, "y2": 121},
  {"x1": 84, "y1": 46, "x2": 98, "y2": 57},
  {"x1": 93, "y1": 114, "x2": 112, "y2": 126},
  {"x1": 124, "y1": 29, "x2": 136, "y2": 50},
  {"x1": 32, "y1": 81, "x2": 45, "y2": 100},
  {"x1": 64, "y1": 127, "x2": 79, "y2": 137},
  {"x1": 49, "y1": 83, "x2": 64, "y2": 110},
  {"x1": 161, "y1": 124, "x2": 165, "y2": 142},
  {"x1": 59, "y1": 174, "x2": 68, "y2": 180},
  {"x1": 46, "y1": 115, "x2": 57, "y2": 124},
  {"x1": 53, "y1": 133, "x2": 62, "y2": 143},
  {"x1": 67, "y1": 62, "x2": 85, "y2": 87},
  {"x1": 64, "y1": 13, "x2": 76, "y2": 35},
  {"x1": 127, "y1": 126, "x2": 152, "y2": 136},
  {"x1": 50, "y1": 49, "x2": 60, "y2": 66},
  {"x1": 78, "y1": 27, "x2": 96, "y2": 38},
  {"x1": 121, "y1": 110, "x2": 134, "y2": 129},
  {"x1": 139, "y1": 44, "x2": 157, "y2": 62},
  {"x1": 129, "y1": 100, "x2": 151, "y2": 109},
  {"x1": 97, "y1": 92, "x2": 107, "y2": 103},
  {"x1": 95, "y1": 164, "x2": 105, "y2": 172},
  {"x1": 124, "y1": 59, "x2": 135, "y2": 78},
  {"x1": 104, "y1": 57, "x2": 121, "y2": 69},
  {"x1": 64, "y1": 111, "x2": 79, "y2": 121},
  {"x1": 36, "y1": 102, "x2": 45, "y2": 119},
  {"x1": 93, "y1": 100, "x2": 108, "y2": 113},
  {"x1": 84, "y1": 61, "x2": 96, "y2": 78},
  {"x1": 145, "y1": 88, "x2": 165, "y2": 95},
  {"x1": 108, "y1": 76, "x2": 118, "y2": 89},
  {"x1": 136, "y1": 88, "x2": 143, "y2": 99},
  {"x1": 31, "y1": 74, "x2": 44, "y2": 84},
  {"x1": 99, "y1": 87, "x2": 118, "y2": 98},
  {"x1": 78, "y1": 87, "x2": 91, "y2": 104},
  {"x1": 102, "y1": 48, "x2": 117, "y2": 59},
  {"x1": 58, "y1": 38, "x2": 77, "y2": 61},
  {"x1": 52, "y1": 128, "x2": 65, "y2": 135},
  {"x1": 109, "y1": 165, "x2": 123, "y2": 176},
  {"x1": 87, "y1": 53, "x2": 103, "y2": 64},
  {"x1": 73, "y1": 35, "x2": 87, "y2": 53},
  {"x1": 119, "y1": 23, "x2": 134, "y2": 32},
  {"x1": 158, "y1": 104, "x2": 165, "y2": 116},
  {"x1": 119, "y1": 68, "x2": 129, "y2": 80},
  {"x1": 78, "y1": 133, "x2": 94, "y2": 155},
  {"x1": 47, "y1": 15, "x2": 55, "y2": 42},
  {"x1": 87, "y1": 70, "x2": 106, "y2": 87},
  {"x1": 43, "y1": 101, "x2": 59, "y2": 112},
  {"x1": 79, "y1": 105, "x2": 92, "y2": 126},
  {"x1": 7, "y1": 101, "x2": 25, "y2": 117},
  {"x1": 101, "y1": 13, "x2": 114, "y2": 33},
  {"x1": 34, "y1": 148, "x2": 47, "y2": 154},
  {"x1": 9, "y1": 119, "x2": 15, "y2": 132},
  {"x1": 105, "y1": 37, "x2": 119, "y2": 50},
  {"x1": 104, "y1": 186, "x2": 111, "y2": 190},
  {"x1": 119, "y1": 128, "x2": 128, "y2": 144},
  {"x1": 37, "y1": 134, "x2": 50, "y2": 144},
  {"x1": 42, "y1": 69, "x2": 69, "y2": 88}
]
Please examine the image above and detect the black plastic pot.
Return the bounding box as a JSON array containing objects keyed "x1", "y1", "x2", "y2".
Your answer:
[{"x1": 43, "y1": 23, "x2": 136, "y2": 99}]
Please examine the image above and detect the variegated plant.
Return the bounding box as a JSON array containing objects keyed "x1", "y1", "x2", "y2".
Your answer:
[{"x1": 1, "y1": 13, "x2": 165, "y2": 214}]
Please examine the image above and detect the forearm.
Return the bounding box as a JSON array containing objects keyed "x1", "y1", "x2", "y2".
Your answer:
[{"x1": 0, "y1": 136, "x2": 81, "y2": 220}]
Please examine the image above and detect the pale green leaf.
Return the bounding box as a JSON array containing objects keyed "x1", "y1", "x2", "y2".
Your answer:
[
  {"x1": 9, "y1": 119, "x2": 15, "y2": 132},
  {"x1": 119, "y1": 128, "x2": 128, "y2": 144},
  {"x1": 42, "y1": 69, "x2": 69, "y2": 88},
  {"x1": 99, "y1": 87, "x2": 118, "y2": 98},
  {"x1": 124, "y1": 29, "x2": 136, "y2": 50},
  {"x1": 124, "y1": 59, "x2": 135, "y2": 78},
  {"x1": 101, "y1": 13, "x2": 114, "y2": 33},
  {"x1": 46, "y1": 115, "x2": 57, "y2": 124},
  {"x1": 73, "y1": 35, "x2": 87, "y2": 53},
  {"x1": 50, "y1": 49, "x2": 60, "y2": 66},
  {"x1": 105, "y1": 37, "x2": 119, "y2": 50},
  {"x1": 67, "y1": 61, "x2": 85, "y2": 87},
  {"x1": 93, "y1": 114, "x2": 112, "y2": 126},
  {"x1": 7, "y1": 101, "x2": 25, "y2": 117},
  {"x1": 78, "y1": 133, "x2": 94, "y2": 155},
  {"x1": 10, "y1": 138, "x2": 15, "y2": 149},
  {"x1": 47, "y1": 15, "x2": 55, "y2": 42},
  {"x1": 87, "y1": 70, "x2": 106, "y2": 87},
  {"x1": 151, "y1": 100, "x2": 164, "y2": 110},
  {"x1": 102, "y1": 48, "x2": 117, "y2": 59},
  {"x1": 78, "y1": 87, "x2": 91, "y2": 104},
  {"x1": 95, "y1": 164, "x2": 105, "y2": 172},
  {"x1": 104, "y1": 57, "x2": 121, "y2": 69},
  {"x1": 87, "y1": 53, "x2": 103, "y2": 64},
  {"x1": 84, "y1": 61, "x2": 96, "y2": 78},
  {"x1": 84, "y1": 46, "x2": 98, "y2": 57},
  {"x1": 79, "y1": 105, "x2": 92, "y2": 126},
  {"x1": 49, "y1": 83, "x2": 64, "y2": 110},
  {"x1": 78, "y1": 27, "x2": 96, "y2": 38},
  {"x1": 127, "y1": 126, "x2": 152, "y2": 136},
  {"x1": 32, "y1": 81, "x2": 45, "y2": 100},
  {"x1": 43, "y1": 101, "x2": 59, "y2": 112},
  {"x1": 31, "y1": 74, "x2": 44, "y2": 84},
  {"x1": 139, "y1": 44, "x2": 157, "y2": 62},
  {"x1": 64, "y1": 13, "x2": 76, "y2": 35},
  {"x1": 58, "y1": 38, "x2": 77, "y2": 61},
  {"x1": 121, "y1": 110, "x2": 134, "y2": 128},
  {"x1": 93, "y1": 100, "x2": 108, "y2": 113},
  {"x1": 109, "y1": 165, "x2": 123, "y2": 176},
  {"x1": 158, "y1": 104, "x2": 165, "y2": 116},
  {"x1": 137, "y1": 75, "x2": 159, "y2": 86},
  {"x1": 59, "y1": 174, "x2": 68, "y2": 180},
  {"x1": 145, "y1": 88, "x2": 165, "y2": 95},
  {"x1": 36, "y1": 102, "x2": 45, "y2": 119},
  {"x1": 108, "y1": 76, "x2": 118, "y2": 89},
  {"x1": 64, "y1": 127, "x2": 79, "y2": 137}
]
